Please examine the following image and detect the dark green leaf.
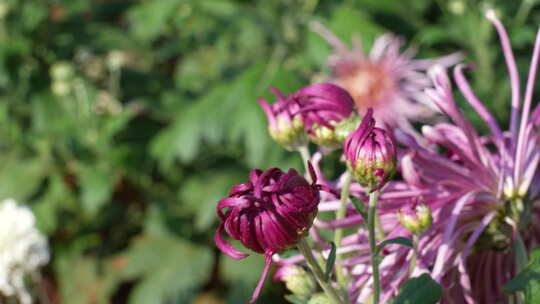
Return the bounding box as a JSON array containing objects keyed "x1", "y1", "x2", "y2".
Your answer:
[
  {"x1": 504, "y1": 248, "x2": 540, "y2": 303},
  {"x1": 350, "y1": 196, "x2": 368, "y2": 221},
  {"x1": 123, "y1": 234, "x2": 213, "y2": 304},
  {"x1": 394, "y1": 274, "x2": 442, "y2": 304},
  {"x1": 376, "y1": 237, "x2": 413, "y2": 254},
  {"x1": 325, "y1": 242, "x2": 337, "y2": 281}
]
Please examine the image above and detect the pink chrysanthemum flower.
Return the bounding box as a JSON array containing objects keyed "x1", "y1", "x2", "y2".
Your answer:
[
  {"x1": 311, "y1": 22, "x2": 462, "y2": 132},
  {"x1": 397, "y1": 10, "x2": 540, "y2": 302},
  {"x1": 341, "y1": 10, "x2": 540, "y2": 303}
]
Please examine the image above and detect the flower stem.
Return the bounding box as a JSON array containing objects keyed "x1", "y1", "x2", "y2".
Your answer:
[
  {"x1": 297, "y1": 145, "x2": 312, "y2": 183},
  {"x1": 514, "y1": 230, "x2": 527, "y2": 304},
  {"x1": 409, "y1": 234, "x2": 419, "y2": 276},
  {"x1": 297, "y1": 238, "x2": 344, "y2": 304},
  {"x1": 334, "y1": 171, "x2": 352, "y2": 286},
  {"x1": 368, "y1": 190, "x2": 381, "y2": 304}
]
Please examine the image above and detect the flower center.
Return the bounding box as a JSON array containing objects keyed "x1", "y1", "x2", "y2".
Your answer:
[{"x1": 335, "y1": 61, "x2": 395, "y2": 111}]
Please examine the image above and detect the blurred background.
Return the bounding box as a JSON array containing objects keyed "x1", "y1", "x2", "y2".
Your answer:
[{"x1": 0, "y1": 0, "x2": 538, "y2": 303}]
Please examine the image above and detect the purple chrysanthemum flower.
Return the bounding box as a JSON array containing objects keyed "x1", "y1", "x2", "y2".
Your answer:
[
  {"x1": 344, "y1": 108, "x2": 397, "y2": 190},
  {"x1": 215, "y1": 165, "x2": 322, "y2": 302},
  {"x1": 277, "y1": 12, "x2": 539, "y2": 303},
  {"x1": 393, "y1": 10, "x2": 540, "y2": 301},
  {"x1": 311, "y1": 22, "x2": 462, "y2": 133},
  {"x1": 258, "y1": 88, "x2": 309, "y2": 151}
]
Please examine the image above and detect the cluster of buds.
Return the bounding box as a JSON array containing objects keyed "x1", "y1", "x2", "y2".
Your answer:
[
  {"x1": 259, "y1": 83, "x2": 357, "y2": 150},
  {"x1": 221, "y1": 85, "x2": 400, "y2": 302},
  {"x1": 397, "y1": 202, "x2": 433, "y2": 235},
  {"x1": 344, "y1": 108, "x2": 397, "y2": 190}
]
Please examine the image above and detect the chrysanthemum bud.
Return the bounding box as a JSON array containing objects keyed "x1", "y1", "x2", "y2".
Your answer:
[
  {"x1": 343, "y1": 108, "x2": 397, "y2": 190},
  {"x1": 293, "y1": 83, "x2": 356, "y2": 149},
  {"x1": 397, "y1": 203, "x2": 433, "y2": 234},
  {"x1": 215, "y1": 165, "x2": 323, "y2": 303},
  {"x1": 258, "y1": 88, "x2": 309, "y2": 151},
  {"x1": 275, "y1": 266, "x2": 316, "y2": 297}
]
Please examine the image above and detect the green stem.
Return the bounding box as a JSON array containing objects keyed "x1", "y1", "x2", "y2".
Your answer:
[
  {"x1": 508, "y1": 216, "x2": 527, "y2": 304},
  {"x1": 515, "y1": 0, "x2": 534, "y2": 25},
  {"x1": 514, "y1": 229, "x2": 528, "y2": 273},
  {"x1": 297, "y1": 145, "x2": 312, "y2": 182},
  {"x1": 368, "y1": 190, "x2": 381, "y2": 304},
  {"x1": 334, "y1": 172, "x2": 353, "y2": 288},
  {"x1": 297, "y1": 238, "x2": 344, "y2": 304},
  {"x1": 409, "y1": 234, "x2": 419, "y2": 276}
]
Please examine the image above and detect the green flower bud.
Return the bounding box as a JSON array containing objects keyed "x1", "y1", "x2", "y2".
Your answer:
[
  {"x1": 397, "y1": 203, "x2": 433, "y2": 234},
  {"x1": 279, "y1": 266, "x2": 317, "y2": 297},
  {"x1": 269, "y1": 115, "x2": 309, "y2": 151},
  {"x1": 310, "y1": 115, "x2": 361, "y2": 150}
]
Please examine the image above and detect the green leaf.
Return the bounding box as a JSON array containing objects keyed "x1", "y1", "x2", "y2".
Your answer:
[
  {"x1": 285, "y1": 294, "x2": 309, "y2": 304},
  {"x1": 123, "y1": 234, "x2": 213, "y2": 304},
  {"x1": 504, "y1": 248, "x2": 540, "y2": 303},
  {"x1": 329, "y1": 5, "x2": 384, "y2": 49},
  {"x1": 376, "y1": 237, "x2": 413, "y2": 254},
  {"x1": 178, "y1": 171, "x2": 244, "y2": 231},
  {"x1": 56, "y1": 255, "x2": 121, "y2": 304},
  {"x1": 80, "y1": 164, "x2": 115, "y2": 216},
  {"x1": 0, "y1": 156, "x2": 46, "y2": 201},
  {"x1": 350, "y1": 196, "x2": 368, "y2": 221},
  {"x1": 33, "y1": 174, "x2": 72, "y2": 234},
  {"x1": 394, "y1": 274, "x2": 442, "y2": 304},
  {"x1": 325, "y1": 242, "x2": 337, "y2": 281},
  {"x1": 127, "y1": 0, "x2": 182, "y2": 42}
]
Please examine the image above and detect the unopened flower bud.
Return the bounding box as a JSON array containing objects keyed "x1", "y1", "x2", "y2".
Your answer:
[
  {"x1": 293, "y1": 83, "x2": 355, "y2": 149},
  {"x1": 275, "y1": 266, "x2": 316, "y2": 297},
  {"x1": 310, "y1": 114, "x2": 361, "y2": 149},
  {"x1": 308, "y1": 293, "x2": 332, "y2": 304},
  {"x1": 397, "y1": 203, "x2": 433, "y2": 234},
  {"x1": 215, "y1": 165, "x2": 324, "y2": 303},
  {"x1": 417, "y1": 204, "x2": 433, "y2": 229},
  {"x1": 258, "y1": 88, "x2": 309, "y2": 151},
  {"x1": 344, "y1": 108, "x2": 397, "y2": 190}
]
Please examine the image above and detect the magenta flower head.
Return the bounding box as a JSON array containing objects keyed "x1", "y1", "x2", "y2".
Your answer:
[
  {"x1": 215, "y1": 165, "x2": 322, "y2": 302},
  {"x1": 344, "y1": 108, "x2": 397, "y2": 190},
  {"x1": 258, "y1": 88, "x2": 309, "y2": 151},
  {"x1": 292, "y1": 83, "x2": 357, "y2": 149}
]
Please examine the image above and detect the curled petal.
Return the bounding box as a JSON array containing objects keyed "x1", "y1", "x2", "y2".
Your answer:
[
  {"x1": 249, "y1": 250, "x2": 275, "y2": 303},
  {"x1": 215, "y1": 224, "x2": 249, "y2": 260}
]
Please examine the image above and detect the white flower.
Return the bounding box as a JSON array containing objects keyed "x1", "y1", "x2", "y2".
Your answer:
[{"x1": 0, "y1": 199, "x2": 49, "y2": 304}]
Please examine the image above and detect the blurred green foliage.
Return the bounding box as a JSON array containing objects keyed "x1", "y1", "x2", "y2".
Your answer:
[{"x1": 0, "y1": 0, "x2": 537, "y2": 303}]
